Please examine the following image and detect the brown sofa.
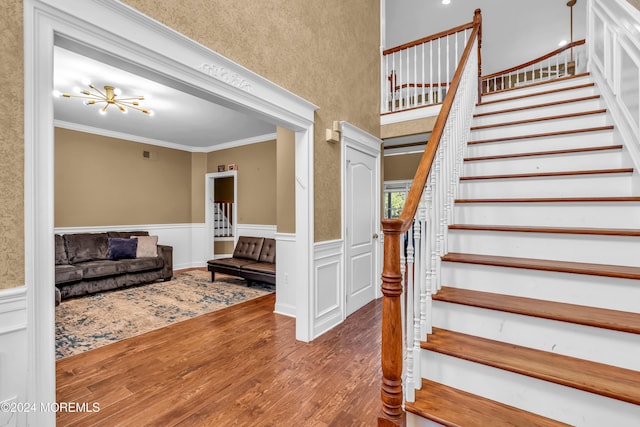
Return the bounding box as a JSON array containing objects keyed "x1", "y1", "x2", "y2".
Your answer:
[
  {"x1": 206, "y1": 236, "x2": 275, "y2": 285},
  {"x1": 55, "y1": 231, "x2": 173, "y2": 302}
]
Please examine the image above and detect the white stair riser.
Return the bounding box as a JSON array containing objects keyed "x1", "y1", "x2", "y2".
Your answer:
[
  {"x1": 463, "y1": 150, "x2": 623, "y2": 175},
  {"x1": 432, "y1": 302, "x2": 640, "y2": 370},
  {"x1": 453, "y1": 201, "x2": 640, "y2": 228},
  {"x1": 447, "y1": 229, "x2": 640, "y2": 267},
  {"x1": 420, "y1": 351, "x2": 640, "y2": 427},
  {"x1": 467, "y1": 130, "x2": 614, "y2": 157},
  {"x1": 440, "y1": 262, "x2": 640, "y2": 313},
  {"x1": 406, "y1": 413, "x2": 444, "y2": 427},
  {"x1": 480, "y1": 76, "x2": 594, "y2": 102},
  {"x1": 473, "y1": 98, "x2": 604, "y2": 127},
  {"x1": 470, "y1": 113, "x2": 610, "y2": 141},
  {"x1": 477, "y1": 86, "x2": 597, "y2": 113},
  {"x1": 458, "y1": 174, "x2": 632, "y2": 198}
]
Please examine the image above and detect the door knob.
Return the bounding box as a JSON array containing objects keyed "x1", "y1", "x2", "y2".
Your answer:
[{"x1": 372, "y1": 233, "x2": 379, "y2": 239}]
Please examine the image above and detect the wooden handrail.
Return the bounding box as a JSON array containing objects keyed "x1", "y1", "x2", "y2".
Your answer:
[
  {"x1": 482, "y1": 39, "x2": 585, "y2": 80},
  {"x1": 383, "y1": 21, "x2": 474, "y2": 56},
  {"x1": 379, "y1": 9, "x2": 482, "y2": 426}
]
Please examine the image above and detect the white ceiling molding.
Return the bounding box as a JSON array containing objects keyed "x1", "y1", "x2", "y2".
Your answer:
[{"x1": 199, "y1": 133, "x2": 278, "y2": 153}]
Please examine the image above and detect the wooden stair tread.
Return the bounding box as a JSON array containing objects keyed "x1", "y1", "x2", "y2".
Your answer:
[
  {"x1": 448, "y1": 223, "x2": 640, "y2": 236},
  {"x1": 473, "y1": 95, "x2": 601, "y2": 118},
  {"x1": 470, "y1": 109, "x2": 607, "y2": 131},
  {"x1": 455, "y1": 196, "x2": 640, "y2": 203},
  {"x1": 478, "y1": 82, "x2": 595, "y2": 107},
  {"x1": 434, "y1": 287, "x2": 640, "y2": 334},
  {"x1": 460, "y1": 168, "x2": 633, "y2": 181},
  {"x1": 442, "y1": 252, "x2": 640, "y2": 280},
  {"x1": 407, "y1": 379, "x2": 570, "y2": 427},
  {"x1": 422, "y1": 328, "x2": 640, "y2": 405},
  {"x1": 464, "y1": 145, "x2": 622, "y2": 162},
  {"x1": 468, "y1": 126, "x2": 614, "y2": 145}
]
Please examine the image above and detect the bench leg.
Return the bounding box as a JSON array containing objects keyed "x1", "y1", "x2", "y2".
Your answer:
[{"x1": 211, "y1": 271, "x2": 215, "y2": 282}]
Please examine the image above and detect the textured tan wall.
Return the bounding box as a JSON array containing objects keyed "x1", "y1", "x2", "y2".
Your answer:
[
  {"x1": 123, "y1": 0, "x2": 380, "y2": 242},
  {"x1": 214, "y1": 240, "x2": 234, "y2": 255},
  {"x1": 384, "y1": 153, "x2": 423, "y2": 181},
  {"x1": 277, "y1": 127, "x2": 296, "y2": 234},
  {"x1": 628, "y1": 0, "x2": 640, "y2": 10},
  {"x1": 381, "y1": 116, "x2": 437, "y2": 139},
  {"x1": 207, "y1": 141, "x2": 277, "y2": 225},
  {"x1": 0, "y1": 0, "x2": 24, "y2": 289},
  {"x1": 55, "y1": 128, "x2": 192, "y2": 226},
  {"x1": 191, "y1": 152, "x2": 207, "y2": 223}
]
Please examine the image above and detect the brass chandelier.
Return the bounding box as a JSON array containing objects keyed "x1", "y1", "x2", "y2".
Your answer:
[{"x1": 54, "y1": 83, "x2": 154, "y2": 116}]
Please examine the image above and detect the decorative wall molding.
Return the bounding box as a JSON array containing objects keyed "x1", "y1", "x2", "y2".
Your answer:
[
  {"x1": 236, "y1": 224, "x2": 278, "y2": 239},
  {"x1": 312, "y1": 239, "x2": 344, "y2": 338},
  {"x1": 275, "y1": 232, "x2": 297, "y2": 318},
  {"x1": 197, "y1": 64, "x2": 254, "y2": 92},
  {"x1": 0, "y1": 286, "x2": 27, "y2": 427}
]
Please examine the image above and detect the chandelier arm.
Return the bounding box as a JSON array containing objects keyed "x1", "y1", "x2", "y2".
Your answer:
[{"x1": 89, "y1": 85, "x2": 108, "y2": 98}]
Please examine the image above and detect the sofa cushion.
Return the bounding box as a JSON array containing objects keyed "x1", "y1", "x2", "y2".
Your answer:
[
  {"x1": 257, "y1": 238, "x2": 276, "y2": 263},
  {"x1": 107, "y1": 231, "x2": 149, "y2": 238},
  {"x1": 120, "y1": 257, "x2": 164, "y2": 273},
  {"x1": 64, "y1": 233, "x2": 109, "y2": 264},
  {"x1": 76, "y1": 260, "x2": 127, "y2": 279},
  {"x1": 55, "y1": 234, "x2": 68, "y2": 265},
  {"x1": 134, "y1": 235, "x2": 158, "y2": 258},
  {"x1": 108, "y1": 238, "x2": 138, "y2": 260},
  {"x1": 208, "y1": 257, "x2": 257, "y2": 268},
  {"x1": 242, "y1": 262, "x2": 276, "y2": 274},
  {"x1": 232, "y1": 236, "x2": 264, "y2": 261},
  {"x1": 55, "y1": 264, "x2": 83, "y2": 284}
]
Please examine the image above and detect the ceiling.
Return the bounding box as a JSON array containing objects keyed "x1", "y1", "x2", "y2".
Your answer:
[{"x1": 53, "y1": 46, "x2": 276, "y2": 152}]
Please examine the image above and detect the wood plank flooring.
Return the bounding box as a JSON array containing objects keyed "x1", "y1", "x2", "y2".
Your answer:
[{"x1": 56, "y1": 293, "x2": 383, "y2": 426}]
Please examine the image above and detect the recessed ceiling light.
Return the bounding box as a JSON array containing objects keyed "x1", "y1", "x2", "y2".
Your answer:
[{"x1": 558, "y1": 40, "x2": 568, "y2": 47}]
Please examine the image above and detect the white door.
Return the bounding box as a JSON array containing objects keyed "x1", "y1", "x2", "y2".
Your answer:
[{"x1": 345, "y1": 145, "x2": 378, "y2": 316}]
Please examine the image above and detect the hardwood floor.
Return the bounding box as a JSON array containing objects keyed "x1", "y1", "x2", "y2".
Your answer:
[{"x1": 56, "y1": 293, "x2": 383, "y2": 426}]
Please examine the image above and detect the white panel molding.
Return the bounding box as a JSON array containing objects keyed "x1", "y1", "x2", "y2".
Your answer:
[
  {"x1": 275, "y1": 232, "x2": 296, "y2": 318},
  {"x1": 0, "y1": 286, "x2": 27, "y2": 427},
  {"x1": 236, "y1": 224, "x2": 277, "y2": 239},
  {"x1": 312, "y1": 239, "x2": 344, "y2": 338},
  {"x1": 589, "y1": 0, "x2": 640, "y2": 189}
]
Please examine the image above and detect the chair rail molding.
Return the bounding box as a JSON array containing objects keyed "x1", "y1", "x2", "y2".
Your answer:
[{"x1": 25, "y1": 1, "x2": 318, "y2": 423}]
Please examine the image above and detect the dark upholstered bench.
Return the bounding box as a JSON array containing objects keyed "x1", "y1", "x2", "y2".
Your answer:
[{"x1": 206, "y1": 236, "x2": 276, "y2": 285}]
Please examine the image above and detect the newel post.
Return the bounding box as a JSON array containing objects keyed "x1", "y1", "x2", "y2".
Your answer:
[
  {"x1": 379, "y1": 218, "x2": 405, "y2": 425},
  {"x1": 475, "y1": 8, "x2": 483, "y2": 102}
]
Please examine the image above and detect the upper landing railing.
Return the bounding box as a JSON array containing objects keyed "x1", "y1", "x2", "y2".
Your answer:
[
  {"x1": 381, "y1": 19, "x2": 478, "y2": 114},
  {"x1": 481, "y1": 39, "x2": 586, "y2": 93}
]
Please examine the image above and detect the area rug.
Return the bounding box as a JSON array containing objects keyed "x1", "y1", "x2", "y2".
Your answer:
[{"x1": 55, "y1": 270, "x2": 274, "y2": 359}]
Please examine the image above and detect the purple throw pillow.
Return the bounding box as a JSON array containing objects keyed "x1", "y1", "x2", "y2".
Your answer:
[{"x1": 108, "y1": 237, "x2": 138, "y2": 260}]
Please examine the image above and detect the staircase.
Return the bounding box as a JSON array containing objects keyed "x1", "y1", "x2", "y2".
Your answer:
[{"x1": 405, "y1": 74, "x2": 640, "y2": 426}]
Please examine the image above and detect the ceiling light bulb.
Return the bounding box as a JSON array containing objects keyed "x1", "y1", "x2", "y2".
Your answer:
[
  {"x1": 72, "y1": 86, "x2": 82, "y2": 94},
  {"x1": 442, "y1": 0, "x2": 451, "y2": 4},
  {"x1": 81, "y1": 78, "x2": 91, "y2": 86},
  {"x1": 52, "y1": 90, "x2": 62, "y2": 97},
  {"x1": 113, "y1": 88, "x2": 122, "y2": 96},
  {"x1": 558, "y1": 40, "x2": 568, "y2": 47}
]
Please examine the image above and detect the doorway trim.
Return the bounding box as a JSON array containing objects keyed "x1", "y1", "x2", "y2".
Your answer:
[
  {"x1": 24, "y1": 0, "x2": 317, "y2": 424},
  {"x1": 206, "y1": 171, "x2": 238, "y2": 260}
]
